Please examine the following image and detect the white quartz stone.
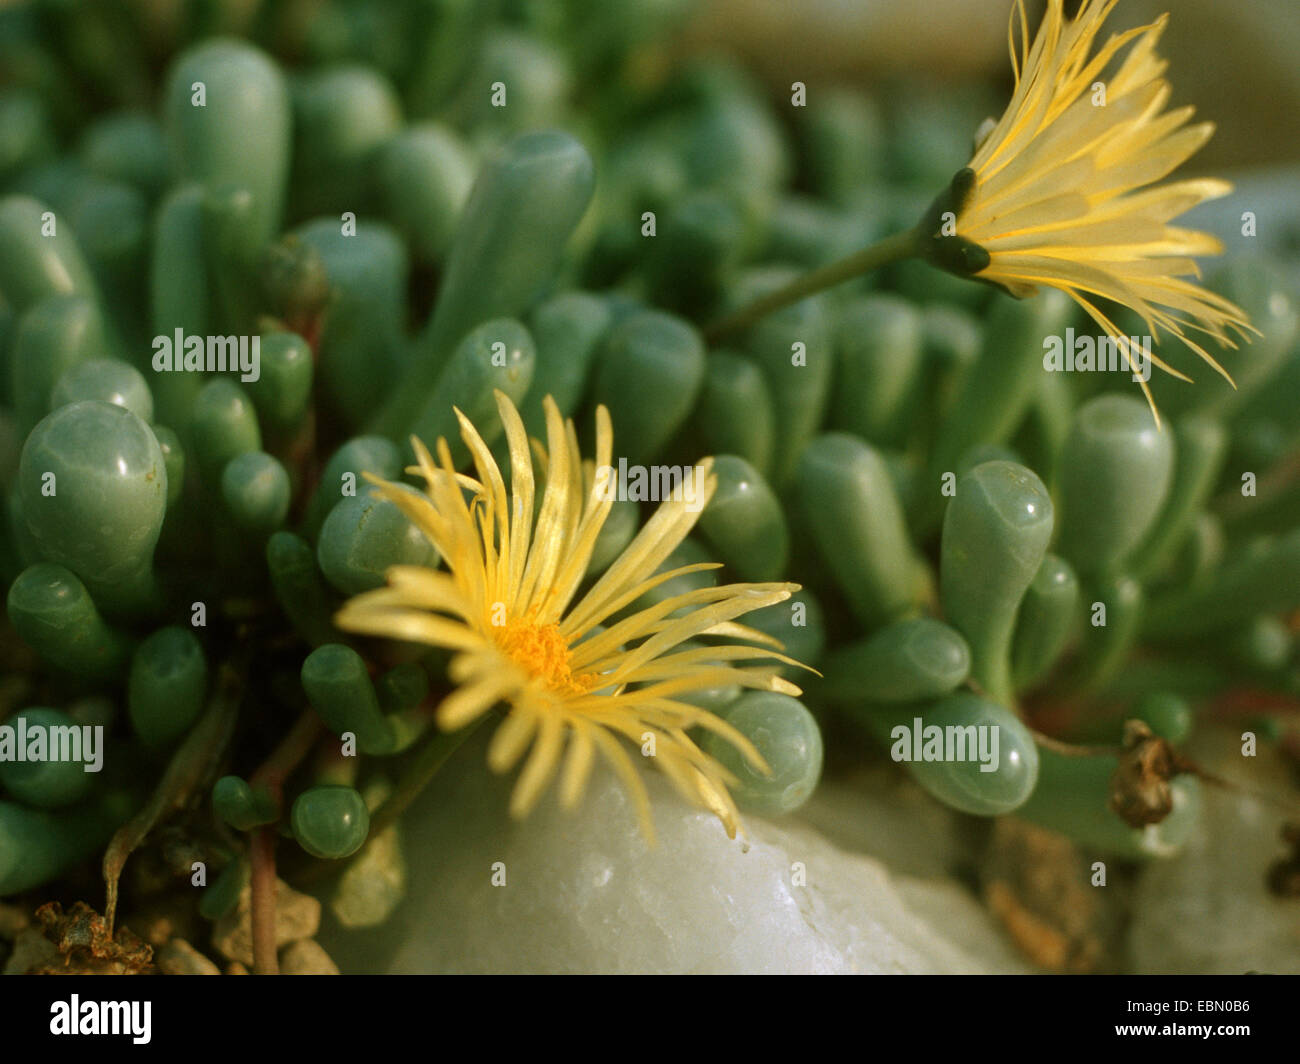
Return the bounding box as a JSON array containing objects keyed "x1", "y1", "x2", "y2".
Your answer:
[
  {"x1": 796, "y1": 764, "x2": 970, "y2": 878},
  {"x1": 1129, "y1": 728, "x2": 1300, "y2": 974},
  {"x1": 346, "y1": 733, "x2": 1029, "y2": 974}
]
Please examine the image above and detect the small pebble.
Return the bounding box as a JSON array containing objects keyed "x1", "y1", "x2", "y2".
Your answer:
[
  {"x1": 331, "y1": 822, "x2": 406, "y2": 929},
  {"x1": 280, "y1": 938, "x2": 340, "y2": 975},
  {"x1": 156, "y1": 937, "x2": 221, "y2": 975},
  {"x1": 2, "y1": 927, "x2": 59, "y2": 974}
]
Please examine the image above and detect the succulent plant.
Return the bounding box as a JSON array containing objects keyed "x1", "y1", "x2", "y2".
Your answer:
[{"x1": 0, "y1": 0, "x2": 1297, "y2": 978}]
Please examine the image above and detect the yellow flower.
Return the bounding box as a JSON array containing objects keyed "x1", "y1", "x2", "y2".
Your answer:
[
  {"x1": 335, "y1": 390, "x2": 806, "y2": 843},
  {"x1": 922, "y1": 0, "x2": 1255, "y2": 421}
]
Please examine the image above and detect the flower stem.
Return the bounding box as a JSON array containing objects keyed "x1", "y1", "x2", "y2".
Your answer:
[
  {"x1": 250, "y1": 709, "x2": 324, "y2": 804},
  {"x1": 249, "y1": 828, "x2": 279, "y2": 975},
  {"x1": 703, "y1": 227, "x2": 919, "y2": 344},
  {"x1": 247, "y1": 709, "x2": 323, "y2": 976}
]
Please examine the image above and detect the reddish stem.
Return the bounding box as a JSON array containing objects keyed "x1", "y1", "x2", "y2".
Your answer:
[
  {"x1": 251, "y1": 709, "x2": 324, "y2": 799},
  {"x1": 248, "y1": 828, "x2": 279, "y2": 975},
  {"x1": 246, "y1": 709, "x2": 324, "y2": 975}
]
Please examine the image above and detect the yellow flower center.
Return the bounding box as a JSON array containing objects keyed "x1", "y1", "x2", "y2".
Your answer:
[{"x1": 494, "y1": 614, "x2": 593, "y2": 695}]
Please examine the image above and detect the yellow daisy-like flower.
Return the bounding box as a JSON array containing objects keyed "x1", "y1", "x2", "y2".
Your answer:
[
  {"x1": 922, "y1": 0, "x2": 1255, "y2": 420},
  {"x1": 335, "y1": 390, "x2": 806, "y2": 843}
]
